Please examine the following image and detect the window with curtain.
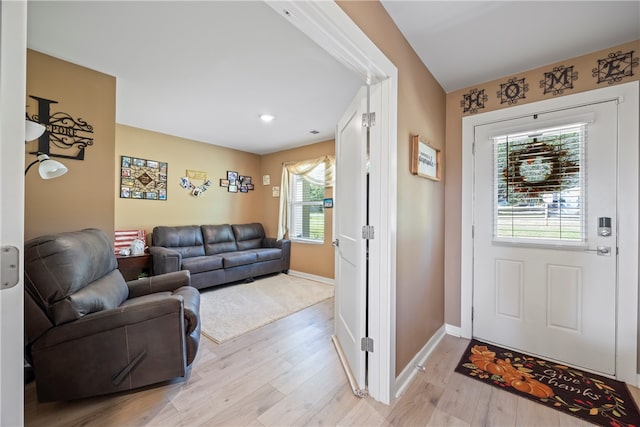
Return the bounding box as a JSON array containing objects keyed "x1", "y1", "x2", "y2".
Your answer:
[
  {"x1": 289, "y1": 163, "x2": 325, "y2": 242},
  {"x1": 493, "y1": 123, "x2": 585, "y2": 244}
]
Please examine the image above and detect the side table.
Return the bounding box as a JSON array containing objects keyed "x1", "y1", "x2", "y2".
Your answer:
[{"x1": 116, "y1": 253, "x2": 153, "y2": 281}]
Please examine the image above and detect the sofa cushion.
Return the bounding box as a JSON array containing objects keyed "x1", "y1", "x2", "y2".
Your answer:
[
  {"x1": 152, "y1": 225, "x2": 205, "y2": 259},
  {"x1": 232, "y1": 223, "x2": 265, "y2": 250},
  {"x1": 222, "y1": 251, "x2": 258, "y2": 268},
  {"x1": 201, "y1": 224, "x2": 238, "y2": 255},
  {"x1": 181, "y1": 255, "x2": 223, "y2": 274},
  {"x1": 251, "y1": 248, "x2": 282, "y2": 262}
]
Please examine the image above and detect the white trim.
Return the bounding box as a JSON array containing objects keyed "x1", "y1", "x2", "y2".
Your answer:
[
  {"x1": 264, "y1": 1, "x2": 398, "y2": 404},
  {"x1": 288, "y1": 270, "x2": 335, "y2": 286},
  {"x1": 394, "y1": 325, "x2": 446, "y2": 398},
  {"x1": 445, "y1": 324, "x2": 463, "y2": 337},
  {"x1": 0, "y1": 1, "x2": 27, "y2": 425},
  {"x1": 461, "y1": 82, "x2": 639, "y2": 385}
]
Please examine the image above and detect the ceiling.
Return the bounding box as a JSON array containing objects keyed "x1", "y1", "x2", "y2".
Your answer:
[{"x1": 27, "y1": 1, "x2": 640, "y2": 155}]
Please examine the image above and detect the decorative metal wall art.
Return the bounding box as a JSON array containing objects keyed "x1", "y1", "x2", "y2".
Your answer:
[
  {"x1": 540, "y1": 65, "x2": 578, "y2": 95},
  {"x1": 497, "y1": 77, "x2": 529, "y2": 105},
  {"x1": 26, "y1": 95, "x2": 94, "y2": 160},
  {"x1": 180, "y1": 170, "x2": 212, "y2": 197},
  {"x1": 460, "y1": 88, "x2": 488, "y2": 114},
  {"x1": 120, "y1": 156, "x2": 167, "y2": 200},
  {"x1": 592, "y1": 50, "x2": 638, "y2": 85}
]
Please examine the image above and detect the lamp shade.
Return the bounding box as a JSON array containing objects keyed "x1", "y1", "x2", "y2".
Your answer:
[
  {"x1": 25, "y1": 119, "x2": 46, "y2": 142},
  {"x1": 36, "y1": 154, "x2": 68, "y2": 179}
]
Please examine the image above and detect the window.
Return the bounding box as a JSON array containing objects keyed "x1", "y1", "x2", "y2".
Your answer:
[
  {"x1": 493, "y1": 123, "x2": 585, "y2": 244},
  {"x1": 289, "y1": 163, "x2": 325, "y2": 242}
]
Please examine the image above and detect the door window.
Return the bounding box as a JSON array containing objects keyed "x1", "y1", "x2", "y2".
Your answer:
[{"x1": 493, "y1": 123, "x2": 585, "y2": 244}]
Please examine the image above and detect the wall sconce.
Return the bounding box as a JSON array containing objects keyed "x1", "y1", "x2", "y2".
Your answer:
[{"x1": 25, "y1": 119, "x2": 68, "y2": 179}]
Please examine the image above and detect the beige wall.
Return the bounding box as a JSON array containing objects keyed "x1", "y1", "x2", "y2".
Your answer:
[
  {"x1": 338, "y1": 1, "x2": 447, "y2": 375},
  {"x1": 115, "y1": 124, "x2": 262, "y2": 243},
  {"x1": 25, "y1": 50, "x2": 116, "y2": 241},
  {"x1": 260, "y1": 140, "x2": 335, "y2": 279},
  {"x1": 444, "y1": 40, "x2": 640, "y2": 327}
]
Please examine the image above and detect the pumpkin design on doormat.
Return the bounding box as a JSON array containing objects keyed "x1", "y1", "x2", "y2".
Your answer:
[{"x1": 455, "y1": 339, "x2": 640, "y2": 427}]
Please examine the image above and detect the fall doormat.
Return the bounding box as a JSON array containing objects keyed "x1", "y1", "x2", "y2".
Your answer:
[{"x1": 455, "y1": 339, "x2": 640, "y2": 427}]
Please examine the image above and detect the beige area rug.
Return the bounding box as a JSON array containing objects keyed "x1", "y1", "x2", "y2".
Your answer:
[{"x1": 198, "y1": 273, "x2": 334, "y2": 344}]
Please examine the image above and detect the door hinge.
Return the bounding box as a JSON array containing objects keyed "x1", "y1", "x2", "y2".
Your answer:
[
  {"x1": 472, "y1": 225, "x2": 474, "y2": 238},
  {"x1": 1, "y1": 246, "x2": 20, "y2": 290},
  {"x1": 362, "y1": 112, "x2": 376, "y2": 128},
  {"x1": 472, "y1": 307, "x2": 474, "y2": 321},
  {"x1": 472, "y1": 141, "x2": 475, "y2": 155},
  {"x1": 361, "y1": 337, "x2": 374, "y2": 352},
  {"x1": 362, "y1": 225, "x2": 375, "y2": 240}
]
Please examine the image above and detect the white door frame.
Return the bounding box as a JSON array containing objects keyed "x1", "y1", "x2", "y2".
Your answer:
[
  {"x1": 460, "y1": 81, "x2": 639, "y2": 385},
  {"x1": 265, "y1": 1, "x2": 398, "y2": 403},
  {"x1": 0, "y1": 1, "x2": 28, "y2": 425}
]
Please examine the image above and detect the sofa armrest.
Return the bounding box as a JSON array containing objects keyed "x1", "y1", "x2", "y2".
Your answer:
[
  {"x1": 127, "y1": 270, "x2": 191, "y2": 299},
  {"x1": 149, "y1": 246, "x2": 182, "y2": 275},
  {"x1": 32, "y1": 295, "x2": 184, "y2": 350},
  {"x1": 263, "y1": 237, "x2": 290, "y2": 271}
]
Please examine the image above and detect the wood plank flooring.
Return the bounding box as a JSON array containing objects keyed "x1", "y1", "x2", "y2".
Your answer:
[{"x1": 24, "y1": 298, "x2": 640, "y2": 426}]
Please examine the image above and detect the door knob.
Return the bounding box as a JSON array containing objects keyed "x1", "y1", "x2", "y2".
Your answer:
[
  {"x1": 332, "y1": 239, "x2": 339, "y2": 247},
  {"x1": 584, "y1": 246, "x2": 611, "y2": 256}
]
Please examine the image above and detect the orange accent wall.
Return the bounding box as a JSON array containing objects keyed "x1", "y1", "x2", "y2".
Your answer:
[{"x1": 25, "y1": 50, "x2": 116, "y2": 241}]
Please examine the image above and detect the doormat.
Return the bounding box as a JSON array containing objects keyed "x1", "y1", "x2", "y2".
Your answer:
[{"x1": 455, "y1": 339, "x2": 640, "y2": 427}]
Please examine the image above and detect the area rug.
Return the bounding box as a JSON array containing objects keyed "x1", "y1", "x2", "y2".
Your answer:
[
  {"x1": 198, "y1": 273, "x2": 334, "y2": 344},
  {"x1": 455, "y1": 339, "x2": 640, "y2": 427}
]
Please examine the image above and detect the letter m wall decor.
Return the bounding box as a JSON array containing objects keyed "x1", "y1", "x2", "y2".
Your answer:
[{"x1": 26, "y1": 95, "x2": 94, "y2": 160}]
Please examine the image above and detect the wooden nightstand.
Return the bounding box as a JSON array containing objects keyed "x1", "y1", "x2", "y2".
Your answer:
[{"x1": 116, "y1": 253, "x2": 153, "y2": 281}]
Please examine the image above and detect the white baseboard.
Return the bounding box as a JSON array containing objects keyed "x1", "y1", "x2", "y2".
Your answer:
[
  {"x1": 288, "y1": 270, "x2": 334, "y2": 286},
  {"x1": 445, "y1": 324, "x2": 463, "y2": 337},
  {"x1": 394, "y1": 324, "x2": 446, "y2": 399}
]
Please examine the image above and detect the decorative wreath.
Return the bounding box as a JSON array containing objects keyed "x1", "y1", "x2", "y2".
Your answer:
[{"x1": 502, "y1": 139, "x2": 578, "y2": 194}]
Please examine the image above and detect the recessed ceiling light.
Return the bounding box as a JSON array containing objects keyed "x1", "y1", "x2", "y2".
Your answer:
[{"x1": 260, "y1": 114, "x2": 275, "y2": 123}]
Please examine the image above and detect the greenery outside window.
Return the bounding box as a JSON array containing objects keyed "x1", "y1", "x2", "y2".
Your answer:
[{"x1": 289, "y1": 163, "x2": 325, "y2": 242}]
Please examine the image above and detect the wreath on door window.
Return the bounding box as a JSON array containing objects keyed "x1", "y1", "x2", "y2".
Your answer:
[{"x1": 502, "y1": 139, "x2": 579, "y2": 194}]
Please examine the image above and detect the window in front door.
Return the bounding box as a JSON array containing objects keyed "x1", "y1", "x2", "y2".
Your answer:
[{"x1": 493, "y1": 123, "x2": 585, "y2": 244}]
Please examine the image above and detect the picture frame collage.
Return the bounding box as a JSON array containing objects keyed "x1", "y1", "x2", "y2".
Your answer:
[
  {"x1": 120, "y1": 156, "x2": 168, "y2": 200},
  {"x1": 220, "y1": 171, "x2": 254, "y2": 193}
]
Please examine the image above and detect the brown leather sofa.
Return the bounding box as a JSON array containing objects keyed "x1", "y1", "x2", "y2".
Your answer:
[
  {"x1": 24, "y1": 228, "x2": 200, "y2": 402},
  {"x1": 150, "y1": 223, "x2": 290, "y2": 290}
]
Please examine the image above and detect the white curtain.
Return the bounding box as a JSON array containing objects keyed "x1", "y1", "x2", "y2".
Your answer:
[{"x1": 277, "y1": 155, "x2": 335, "y2": 240}]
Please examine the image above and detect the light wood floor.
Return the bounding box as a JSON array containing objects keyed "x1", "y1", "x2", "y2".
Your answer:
[{"x1": 25, "y1": 298, "x2": 640, "y2": 426}]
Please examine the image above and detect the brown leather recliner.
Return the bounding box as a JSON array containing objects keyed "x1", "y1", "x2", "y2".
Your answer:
[{"x1": 24, "y1": 228, "x2": 200, "y2": 402}]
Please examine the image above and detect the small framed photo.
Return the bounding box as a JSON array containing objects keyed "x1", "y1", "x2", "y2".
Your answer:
[
  {"x1": 121, "y1": 187, "x2": 131, "y2": 198},
  {"x1": 159, "y1": 163, "x2": 168, "y2": 173},
  {"x1": 146, "y1": 160, "x2": 159, "y2": 169},
  {"x1": 121, "y1": 177, "x2": 134, "y2": 186},
  {"x1": 323, "y1": 198, "x2": 333, "y2": 208},
  {"x1": 145, "y1": 192, "x2": 157, "y2": 200},
  {"x1": 246, "y1": 183, "x2": 254, "y2": 191},
  {"x1": 121, "y1": 168, "x2": 131, "y2": 177},
  {"x1": 244, "y1": 176, "x2": 252, "y2": 185},
  {"x1": 410, "y1": 134, "x2": 441, "y2": 181},
  {"x1": 121, "y1": 156, "x2": 131, "y2": 168},
  {"x1": 180, "y1": 177, "x2": 190, "y2": 189},
  {"x1": 159, "y1": 189, "x2": 167, "y2": 200},
  {"x1": 228, "y1": 184, "x2": 238, "y2": 193},
  {"x1": 159, "y1": 173, "x2": 167, "y2": 182},
  {"x1": 132, "y1": 191, "x2": 144, "y2": 199},
  {"x1": 133, "y1": 158, "x2": 146, "y2": 167},
  {"x1": 227, "y1": 171, "x2": 238, "y2": 182},
  {"x1": 240, "y1": 186, "x2": 248, "y2": 193},
  {"x1": 220, "y1": 179, "x2": 230, "y2": 187}
]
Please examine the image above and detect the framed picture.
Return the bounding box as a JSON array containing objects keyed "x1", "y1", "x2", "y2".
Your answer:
[
  {"x1": 220, "y1": 179, "x2": 230, "y2": 187},
  {"x1": 323, "y1": 198, "x2": 333, "y2": 208},
  {"x1": 227, "y1": 171, "x2": 238, "y2": 182},
  {"x1": 228, "y1": 184, "x2": 238, "y2": 193},
  {"x1": 240, "y1": 185, "x2": 248, "y2": 193},
  {"x1": 246, "y1": 183, "x2": 254, "y2": 191},
  {"x1": 410, "y1": 134, "x2": 441, "y2": 181}
]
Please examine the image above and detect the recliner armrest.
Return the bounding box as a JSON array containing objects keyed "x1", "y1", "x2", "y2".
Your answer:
[
  {"x1": 127, "y1": 270, "x2": 191, "y2": 298},
  {"x1": 149, "y1": 246, "x2": 182, "y2": 275},
  {"x1": 32, "y1": 295, "x2": 184, "y2": 350}
]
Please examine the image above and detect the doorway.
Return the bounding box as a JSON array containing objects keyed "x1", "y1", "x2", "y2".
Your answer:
[{"x1": 460, "y1": 81, "x2": 639, "y2": 384}]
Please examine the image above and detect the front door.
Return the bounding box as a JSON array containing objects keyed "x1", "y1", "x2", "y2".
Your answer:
[
  {"x1": 473, "y1": 100, "x2": 618, "y2": 375},
  {"x1": 333, "y1": 85, "x2": 368, "y2": 394}
]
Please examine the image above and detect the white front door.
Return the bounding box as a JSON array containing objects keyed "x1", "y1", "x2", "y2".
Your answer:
[
  {"x1": 473, "y1": 100, "x2": 618, "y2": 375},
  {"x1": 1, "y1": 1, "x2": 28, "y2": 425},
  {"x1": 333, "y1": 86, "x2": 368, "y2": 393}
]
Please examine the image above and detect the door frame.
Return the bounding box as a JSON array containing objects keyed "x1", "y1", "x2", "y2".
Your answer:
[
  {"x1": 460, "y1": 81, "x2": 639, "y2": 385},
  {"x1": 265, "y1": 1, "x2": 398, "y2": 403},
  {"x1": 0, "y1": 1, "x2": 28, "y2": 425}
]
